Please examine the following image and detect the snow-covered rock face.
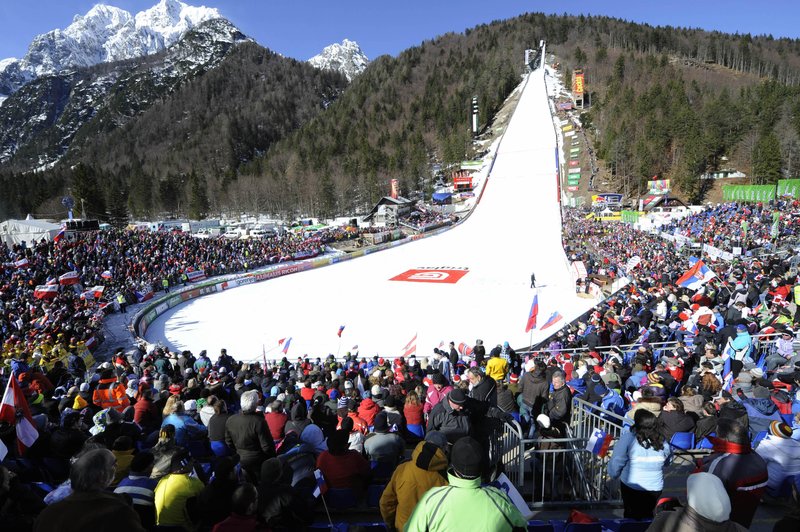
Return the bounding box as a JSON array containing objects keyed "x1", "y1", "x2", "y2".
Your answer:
[
  {"x1": 308, "y1": 39, "x2": 368, "y2": 81},
  {"x1": 0, "y1": 0, "x2": 220, "y2": 97}
]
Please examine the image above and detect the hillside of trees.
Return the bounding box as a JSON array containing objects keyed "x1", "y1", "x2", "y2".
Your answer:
[{"x1": 4, "y1": 13, "x2": 800, "y2": 221}]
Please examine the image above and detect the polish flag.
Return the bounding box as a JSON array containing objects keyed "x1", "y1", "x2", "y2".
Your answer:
[
  {"x1": 0, "y1": 373, "x2": 39, "y2": 458},
  {"x1": 33, "y1": 284, "x2": 59, "y2": 299},
  {"x1": 59, "y1": 271, "x2": 80, "y2": 285}
]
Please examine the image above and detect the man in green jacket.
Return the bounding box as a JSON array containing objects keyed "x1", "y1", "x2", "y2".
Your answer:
[{"x1": 404, "y1": 436, "x2": 527, "y2": 532}]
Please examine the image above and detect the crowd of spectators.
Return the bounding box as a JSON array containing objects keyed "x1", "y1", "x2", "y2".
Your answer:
[
  {"x1": 662, "y1": 200, "x2": 800, "y2": 252},
  {"x1": 5, "y1": 199, "x2": 800, "y2": 530},
  {"x1": 399, "y1": 207, "x2": 455, "y2": 231},
  {"x1": 0, "y1": 226, "x2": 359, "y2": 371}
]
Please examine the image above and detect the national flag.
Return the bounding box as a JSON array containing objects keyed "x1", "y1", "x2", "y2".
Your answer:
[
  {"x1": 45, "y1": 277, "x2": 58, "y2": 285},
  {"x1": 278, "y1": 338, "x2": 286, "y2": 346},
  {"x1": 625, "y1": 256, "x2": 641, "y2": 272},
  {"x1": 401, "y1": 333, "x2": 417, "y2": 357},
  {"x1": 721, "y1": 356, "x2": 733, "y2": 392},
  {"x1": 186, "y1": 270, "x2": 206, "y2": 282},
  {"x1": 525, "y1": 293, "x2": 539, "y2": 333},
  {"x1": 281, "y1": 337, "x2": 292, "y2": 355},
  {"x1": 312, "y1": 469, "x2": 328, "y2": 498},
  {"x1": 337, "y1": 325, "x2": 345, "y2": 337},
  {"x1": 457, "y1": 342, "x2": 473, "y2": 358},
  {"x1": 676, "y1": 257, "x2": 716, "y2": 291},
  {"x1": 101, "y1": 270, "x2": 113, "y2": 280},
  {"x1": 90, "y1": 286, "x2": 105, "y2": 299},
  {"x1": 58, "y1": 271, "x2": 80, "y2": 286},
  {"x1": 0, "y1": 439, "x2": 7, "y2": 462},
  {"x1": 80, "y1": 290, "x2": 95, "y2": 301},
  {"x1": 33, "y1": 284, "x2": 59, "y2": 300},
  {"x1": 351, "y1": 345, "x2": 359, "y2": 351},
  {"x1": 585, "y1": 428, "x2": 613, "y2": 457},
  {"x1": 540, "y1": 312, "x2": 563, "y2": 330},
  {"x1": 356, "y1": 374, "x2": 365, "y2": 395},
  {"x1": 13, "y1": 258, "x2": 29, "y2": 269},
  {"x1": 53, "y1": 226, "x2": 66, "y2": 244},
  {"x1": 135, "y1": 290, "x2": 154, "y2": 303},
  {"x1": 32, "y1": 315, "x2": 49, "y2": 329},
  {"x1": 0, "y1": 373, "x2": 39, "y2": 455}
]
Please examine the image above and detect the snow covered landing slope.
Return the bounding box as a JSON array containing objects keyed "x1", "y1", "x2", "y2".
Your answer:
[{"x1": 146, "y1": 68, "x2": 595, "y2": 361}]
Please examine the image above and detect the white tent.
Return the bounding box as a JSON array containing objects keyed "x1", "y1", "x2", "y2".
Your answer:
[{"x1": 0, "y1": 218, "x2": 61, "y2": 246}]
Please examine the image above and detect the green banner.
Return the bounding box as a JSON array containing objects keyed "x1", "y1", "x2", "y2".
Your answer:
[
  {"x1": 777, "y1": 179, "x2": 800, "y2": 197},
  {"x1": 621, "y1": 210, "x2": 639, "y2": 223},
  {"x1": 722, "y1": 185, "x2": 776, "y2": 202}
]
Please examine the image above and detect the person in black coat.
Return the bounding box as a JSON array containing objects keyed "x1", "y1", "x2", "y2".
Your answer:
[
  {"x1": 659, "y1": 397, "x2": 696, "y2": 440},
  {"x1": 225, "y1": 390, "x2": 276, "y2": 482},
  {"x1": 545, "y1": 372, "x2": 572, "y2": 429},
  {"x1": 448, "y1": 342, "x2": 459, "y2": 368},
  {"x1": 472, "y1": 340, "x2": 486, "y2": 366}
]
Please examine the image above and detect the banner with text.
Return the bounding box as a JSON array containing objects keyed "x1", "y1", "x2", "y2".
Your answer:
[{"x1": 722, "y1": 185, "x2": 776, "y2": 202}]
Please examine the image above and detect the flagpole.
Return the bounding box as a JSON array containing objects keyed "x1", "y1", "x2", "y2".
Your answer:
[{"x1": 320, "y1": 492, "x2": 334, "y2": 528}]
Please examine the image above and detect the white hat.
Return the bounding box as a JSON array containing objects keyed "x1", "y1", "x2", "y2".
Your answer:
[
  {"x1": 524, "y1": 359, "x2": 536, "y2": 373},
  {"x1": 79, "y1": 382, "x2": 90, "y2": 392},
  {"x1": 371, "y1": 384, "x2": 382, "y2": 397},
  {"x1": 344, "y1": 380, "x2": 354, "y2": 389},
  {"x1": 184, "y1": 399, "x2": 197, "y2": 412},
  {"x1": 536, "y1": 414, "x2": 551, "y2": 429},
  {"x1": 687, "y1": 473, "x2": 731, "y2": 522}
]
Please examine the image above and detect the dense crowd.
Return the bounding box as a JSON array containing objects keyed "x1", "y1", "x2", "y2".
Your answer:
[
  {"x1": 399, "y1": 207, "x2": 454, "y2": 231},
  {"x1": 662, "y1": 200, "x2": 800, "y2": 252},
  {"x1": 4, "y1": 199, "x2": 800, "y2": 530},
  {"x1": 0, "y1": 226, "x2": 359, "y2": 371}
]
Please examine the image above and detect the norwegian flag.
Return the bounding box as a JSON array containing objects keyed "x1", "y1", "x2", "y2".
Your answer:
[
  {"x1": 0, "y1": 373, "x2": 39, "y2": 458},
  {"x1": 13, "y1": 258, "x2": 29, "y2": 269},
  {"x1": 33, "y1": 284, "x2": 59, "y2": 300},
  {"x1": 458, "y1": 342, "x2": 474, "y2": 358},
  {"x1": 59, "y1": 271, "x2": 80, "y2": 286}
]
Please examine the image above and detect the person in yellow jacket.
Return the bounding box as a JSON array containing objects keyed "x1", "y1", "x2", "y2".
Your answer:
[
  {"x1": 380, "y1": 431, "x2": 449, "y2": 531},
  {"x1": 154, "y1": 453, "x2": 203, "y2": 529},
  {"x1": 485, "y1": 351, "x2": 509, "y2": 382}
]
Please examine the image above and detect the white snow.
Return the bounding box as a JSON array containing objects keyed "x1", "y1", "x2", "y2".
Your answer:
[
  {"x1": 145, "y1": 67, "x2": 595, "y2": 361},
  {"x1": 308, "y1": 39, "x2": 368, "y2": 81}
]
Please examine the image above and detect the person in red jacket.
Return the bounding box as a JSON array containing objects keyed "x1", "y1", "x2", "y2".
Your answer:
[
  {"x1": 93, "y1": 368, "x2": 130, "y2": 413},
  {"x1": 317, "y1": 429, "x2": 370, "y2": 490},
  {"x1": 403, "y1": 391, "x2": 424, "y2": 426},
  {"x1": 264, "y1": 401, "x2": 288, "y2": 442},
  {"x1": 358, "y1": 391, "x2": 380, "y2": 427}
]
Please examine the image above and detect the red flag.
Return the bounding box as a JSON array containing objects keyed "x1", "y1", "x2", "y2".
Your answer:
[
  {"x1": 525, "y1": 293, "x2": 539, "y2": 333},
  {"x1": 0, "y1": 373, "x2": 39, "y2": 457},
  {"x1": 337, "y1": 325, "x2": 345, "y2": 337}
]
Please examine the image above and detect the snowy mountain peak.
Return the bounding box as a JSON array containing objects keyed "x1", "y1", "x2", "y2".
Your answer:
[
  {"x1": 0, "y1": 0, "x2": 223, "y2": 99},
  {"x1": 308, "y1": 39, "x2": 368, "y2": 81}
]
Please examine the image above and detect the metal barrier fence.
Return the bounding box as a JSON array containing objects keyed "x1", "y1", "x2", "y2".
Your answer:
[{"x1": 500, "y1": 397, "x2": 627, "y2": 508}]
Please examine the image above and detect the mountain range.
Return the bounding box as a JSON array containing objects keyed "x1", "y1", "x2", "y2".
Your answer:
[{"x1": 0, "y1": 0, "x2": 368, "y2": 105}]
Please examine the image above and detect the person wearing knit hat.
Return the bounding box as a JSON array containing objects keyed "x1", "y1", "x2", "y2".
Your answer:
[
  {"x1": 648, "y1": 473, "x2": 746, "y2": 531},
  {"x1": 404, "y1": 436, "x2": 526, "y2": 531},
  {"x1": 756, "y1": 421, "x2": 800, "y2": 496}
]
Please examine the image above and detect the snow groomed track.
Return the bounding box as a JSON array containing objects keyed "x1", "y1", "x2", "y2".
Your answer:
[{"x1": 145, "y1": 67, "x2": 596, "y2": 360}]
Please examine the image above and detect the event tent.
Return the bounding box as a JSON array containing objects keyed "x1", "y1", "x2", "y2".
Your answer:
[{"x1": 0, "y1": 218, "x2": 61, "y2": 245}]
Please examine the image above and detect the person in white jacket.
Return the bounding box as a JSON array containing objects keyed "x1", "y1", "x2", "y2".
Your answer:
[{"x1": 755, "y1": 421, "x2": 800, "y2": 496}]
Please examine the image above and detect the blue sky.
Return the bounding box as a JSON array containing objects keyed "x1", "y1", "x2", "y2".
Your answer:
[{"x1": 1, "y1": 1, "x2": 799, "y2": 61}]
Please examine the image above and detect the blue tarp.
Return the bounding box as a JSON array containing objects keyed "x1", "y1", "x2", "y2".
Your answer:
[{"x1": 432, "y1": 192, "x2": 452, "y2": 203}]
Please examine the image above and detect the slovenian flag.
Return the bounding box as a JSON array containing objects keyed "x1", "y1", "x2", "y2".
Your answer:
[
  {"x1": 337, "y1": 325, "x2": 345, "y2": 337},
  {"x1": 53, "y1": 226, "x2": 66, "y2": 244},
  {"x1": 59, "y1": 271, "x2": 80, "y2": 285},
  {"x1": 525, "y1": 293, "x2": 539, "y2": 333},
  {"x1": 13, "y1": 258, "x2": 29, "y2": 269},
  {"x1": 721, "y1": 356, "x2": 733, "y2": 392},
  {"x1": 541, "y1": 311, "x2": 563, "y2": 330},
  {"x1": 281, "y1": 337, "x2": 292, "y2": 354},
  {"x1": 585, "y1": 428, "x2": 613, "y2": 457},
  {"x1": 101, "y1": 270, "x2": 113, "y2": 280},
  {"x1": 312, "y1": 469, "x2": 328, "y2": 498},
  {"x1": 676, "y1": 257, "x2": 716, "y2": 291}
]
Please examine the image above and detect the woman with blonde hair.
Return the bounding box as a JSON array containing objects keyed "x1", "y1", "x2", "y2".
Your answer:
[{"x1": 161, "y1": 396, "x2": 206, "y2": 446}]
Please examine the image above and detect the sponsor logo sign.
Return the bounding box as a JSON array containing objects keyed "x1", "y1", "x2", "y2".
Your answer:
[{"x1": 390, "y1": 267, "x2": 469, "y2": 284}]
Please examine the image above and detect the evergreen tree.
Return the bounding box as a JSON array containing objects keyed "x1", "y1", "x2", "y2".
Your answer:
[
  {"x1": 752, "y1": 131, "x2": 783, "y2": 184},
  {"x1": 71, "y1": 164, "x2": 107, "y2": 220},
  {"x1": 188, "y1": 171, "x2": 209, "y2": 220}
]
